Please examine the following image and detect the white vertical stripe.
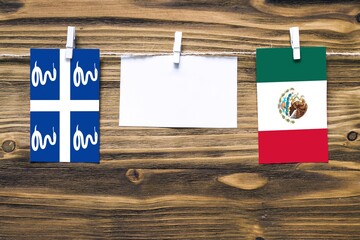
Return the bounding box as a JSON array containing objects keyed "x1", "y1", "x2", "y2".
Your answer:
[
  {"x1": 257, "y1": 80, "x2": 327, "y2": 131},
  {"x1": 59, "y1": 50, "x2": 71, "y2": 162}
]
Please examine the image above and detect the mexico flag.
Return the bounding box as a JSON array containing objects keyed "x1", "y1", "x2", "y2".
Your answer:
[{"x1": 256, "y1": 47, "x2": 328, "y2": 164}]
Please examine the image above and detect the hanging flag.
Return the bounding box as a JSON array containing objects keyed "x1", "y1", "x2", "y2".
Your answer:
[
  {"x1": 30, "y1": 49, "x2": 100, "y2": 163},
  {"x1": 256, "y1": 47, "x2": 328, "y2": 164}
]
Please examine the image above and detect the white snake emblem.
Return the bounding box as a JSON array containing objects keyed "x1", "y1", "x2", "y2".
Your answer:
[
  {"x1": 31, "y1": 125, "x2": 57, "y2": 151},
  {"x1": 73, "y1": 125, "x2": 98, "y2": 151},
  {"x1": 31, "y1": 61, "x2": 57, "y2": 87},
  {"x1": 73, "y1": 61, "x2": 98, "y2": 87}
]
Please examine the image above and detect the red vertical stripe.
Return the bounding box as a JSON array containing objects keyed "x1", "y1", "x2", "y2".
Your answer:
[{"x1": 258, "y1": 129, "x2": 328, "y2": 164}]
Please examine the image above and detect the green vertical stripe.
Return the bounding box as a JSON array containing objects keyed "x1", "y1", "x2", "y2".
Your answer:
[{"x1": 256, "y1": 47, "x2": 326, "y2": 82}]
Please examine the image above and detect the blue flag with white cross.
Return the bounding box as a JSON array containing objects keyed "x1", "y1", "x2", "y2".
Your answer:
[{"x1": 30, "y1": 49, "x2": 100, "y2": 163}]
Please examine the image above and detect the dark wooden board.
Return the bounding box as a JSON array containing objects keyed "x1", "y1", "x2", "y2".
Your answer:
[{"x1": 0, "y1": 0, "x2": 359, "y2": 239}]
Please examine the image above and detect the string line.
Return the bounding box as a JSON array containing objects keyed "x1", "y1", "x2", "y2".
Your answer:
[{"x1": 1, "y1": 51, "x2": 360, "y2": 58}]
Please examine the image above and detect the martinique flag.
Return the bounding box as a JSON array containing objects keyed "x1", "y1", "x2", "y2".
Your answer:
[
  {"x1": 30, "y1": 49, "x2": 100, "y2": 163},
  {"x1": 256, "y1": 47, "x2": 328, "y2": 164}
]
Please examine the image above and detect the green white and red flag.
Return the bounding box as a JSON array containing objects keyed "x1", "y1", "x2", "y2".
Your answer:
[{"x1": 256, "y1": 47, "x2": 328, "y2": 164}]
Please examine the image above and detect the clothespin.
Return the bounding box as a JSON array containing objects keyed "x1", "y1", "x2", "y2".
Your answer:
[
  {"x1": 66, "y1": 26, "x2": 76, "y2": 59},
  {"x1": 173, "y1": 31, "x2": 182, "y2": 64},
  {"x1": 290, "y1": 27, "x2": 300, "y2": 60}
]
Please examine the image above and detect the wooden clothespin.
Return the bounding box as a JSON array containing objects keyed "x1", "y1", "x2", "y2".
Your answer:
[
  {"x1": 66, "y1": 26, "x2": 76, "y2": 59},
  {"x1": 173, "y1": 31, "x2": 182, "y2": 64},
  {"x1": 290, "y1": 27, "x2": 300, "y2": 60}
]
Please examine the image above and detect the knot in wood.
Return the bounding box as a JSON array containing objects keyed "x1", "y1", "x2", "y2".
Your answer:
[
  {"x1": 255, "y1": 237, "x2": 265, "y2": 240},
  {"x1": 2, "y1": 140, "x2": 16, "y2": 153},
  {"x1": 218, "y1": 173, "x2": 268, "y2": 190},
  {"x1": 356, "y1": 13, "x2": 360, "y2": 23},
  {"x1": 126, "y1": 169, "x2": 144, "y2": 185},
  {"x1": 347, "y1": 131, "x2": 358, "y2": 141}
]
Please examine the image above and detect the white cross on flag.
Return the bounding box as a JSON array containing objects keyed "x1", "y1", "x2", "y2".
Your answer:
[{"x1": 30, "y1": 49, "x2": 100, "y2": 163}]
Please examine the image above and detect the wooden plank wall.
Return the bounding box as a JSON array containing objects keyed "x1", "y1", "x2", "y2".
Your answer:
[{"x1": 0, "y1": 0, "x2": 359, "y2": 239}]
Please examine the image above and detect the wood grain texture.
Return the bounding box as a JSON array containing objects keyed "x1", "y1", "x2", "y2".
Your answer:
[{"x1": 0, "y1": 0, "x2": 359, "y2": 239}]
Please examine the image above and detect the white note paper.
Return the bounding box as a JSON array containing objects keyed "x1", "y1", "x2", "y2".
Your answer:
[{"x1": 119, "y1": 56, "x2": 237, "y2": 128}]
